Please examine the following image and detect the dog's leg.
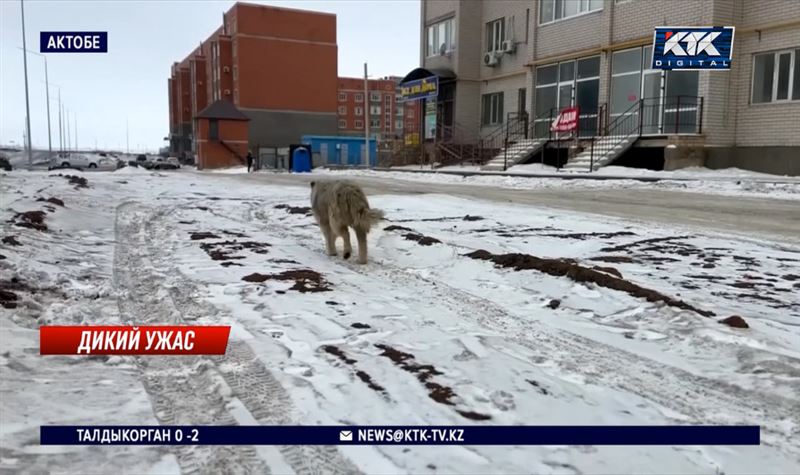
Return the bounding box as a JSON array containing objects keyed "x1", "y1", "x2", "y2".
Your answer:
[
  {"x1": 339, "y1": 225, "x2": 352, "y2": 260},
  {"x1": 355, "y1": 229, "x2": 368, "y2": 264},
  {"x1": 320, "y1": 223, "x2": 336, "y2": 256}
]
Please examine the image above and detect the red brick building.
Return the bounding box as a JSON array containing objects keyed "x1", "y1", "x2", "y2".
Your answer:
[
  {"x1": 195, "y1": 100, "x2": 250, "y2": 169},
  {"x1": 168, "y1": 2, "x2": 338, "y2": 160},
  {"x1": 336, "y1": 77, "x2": 421, "y2": 142}
]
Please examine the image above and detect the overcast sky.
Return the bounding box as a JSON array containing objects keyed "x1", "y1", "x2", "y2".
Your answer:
[{"x1": 0, "y1": 0, "x2": 420, "y2": 152}]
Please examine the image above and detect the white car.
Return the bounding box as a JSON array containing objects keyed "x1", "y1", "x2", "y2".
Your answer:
[{"x1": 50, "y1": 154, "x2": 117, "y2": 170}]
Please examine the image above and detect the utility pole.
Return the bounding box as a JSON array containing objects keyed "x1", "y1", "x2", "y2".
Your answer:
[
  {"x1": 74, "y1": 112, "x2": 78, "y2": 151},
  {"x1": 126, "y1": 117, "x2": 129, "y2": 155},
  {"x1": 57, "y1": 88, "x2": 62, "y2": 154},
  {"x1": 363, "y1": 62, "x2": 370, "y2": 167},
  {"x1": 20, "y1": 48, "x2": 53, "y2": 159},
  {"x1": 20, "y1": 0, "x2": 33, "y2": 166},
  {"x1": 66, "y1": 107, "x2": 71, "y2": 152}
]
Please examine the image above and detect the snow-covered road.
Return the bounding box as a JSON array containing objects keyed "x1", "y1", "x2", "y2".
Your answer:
[{"x1": 1, "y1": 168, "x2": 799, "y2": 474}]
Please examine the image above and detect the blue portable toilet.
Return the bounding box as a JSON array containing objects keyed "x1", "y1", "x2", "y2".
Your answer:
[
  {"x1": 292, "y1": 147, "x2": 311, "y2": 172},
  {"x1": 300, "y1": 135, "x2": 377, "y2": 167}
]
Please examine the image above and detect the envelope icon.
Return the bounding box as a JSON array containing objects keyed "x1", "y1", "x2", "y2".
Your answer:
[{"x1": 339, "y1": 430, "x2": 353, "y2": 442}]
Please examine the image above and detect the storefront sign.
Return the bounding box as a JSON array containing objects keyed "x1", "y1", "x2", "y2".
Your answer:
[{"x1": 399, "y1": 76, "x2": 439, "y2": 102}]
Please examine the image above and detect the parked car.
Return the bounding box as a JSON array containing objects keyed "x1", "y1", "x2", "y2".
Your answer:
[
  {"x1": 49, "y1": 154, "x2": 117, "y2": 170},
  {"x1": 151, "y1": 157, "x2": 180, "y2": 170},
  {"x1": 128, "y1": 154, "x2": 148, "y2": 168},
  {"x1": 0, "y1": 156, "x2": 12, "y2": 171}
]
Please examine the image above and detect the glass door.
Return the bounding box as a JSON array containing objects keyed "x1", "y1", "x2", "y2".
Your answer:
[{"x1": 640, "y1": 45, "x2": 663, "y2": 135}]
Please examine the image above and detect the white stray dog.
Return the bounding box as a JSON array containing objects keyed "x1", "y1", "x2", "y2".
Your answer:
[{"x1": 310, "y1": 180, "x2": 384, "y2": 264}]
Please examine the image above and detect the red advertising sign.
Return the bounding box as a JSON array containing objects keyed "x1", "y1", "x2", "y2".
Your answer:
[
  {"x1": 40, "y1": 325, "x2": 231, "y2": 355},
  {"x1": 550, "y1": 107, "x2": 580, "y2": 132}
]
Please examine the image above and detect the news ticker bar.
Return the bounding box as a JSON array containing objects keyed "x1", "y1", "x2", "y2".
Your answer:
[{"x1": 41, "y1": 425, "x2": 760, "y2": 446}]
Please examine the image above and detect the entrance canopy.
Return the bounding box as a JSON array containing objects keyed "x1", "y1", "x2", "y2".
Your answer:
[{"x1": 399, "y1": 67, "x2": 455, "y2": 84}]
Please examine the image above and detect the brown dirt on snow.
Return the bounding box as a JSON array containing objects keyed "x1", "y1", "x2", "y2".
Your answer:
[
  {"x1": 199, "y1": 239, "x2": 270, "y2": 262},
  {"x1": 0, "y1": 277, "x2": 38, "y2": 309},
  {"x1": 384, "y1": 225, "x2": 413, "y2": 232},
  {"x1": 2, "y1": 236, "x2": 22, "y2": 246},
  {"x1": 189, "y1": 232, "x2": 220, "y2": 240},
  {"x1": 57, "y1": 174, "x2": 88, "y2": 189},
  {"x1": 36, "y1": 197, "x2": 64, "y2": 207},
  {"x1": 321, "y1": 345, "x2": 385, "y2": 393},
  {"x1": 274, "y1": 204, "x2": 312, "y2": 215},
  {"x1": 464, "y1": 249, "x2": 715, "y2": 317},
  {"x1": 242, "y1": 269, "x2": 331, "y2": 292},
  {"x1": 10, "y1": 211, "x2": 47, "y2": 232},
  {"x1": 541, "y1": 231, "x2": 636, "y2": 240},
  {"x1": 719, "y1": 315, "x2": 749, "y2": 328},
  {"x1": 402, "y1": 233, "x2": 441, "y2": 246},
  {"x1": 374, "y1": 343, "x2": 492, "y2": 421},
  {"x1": 589, "y1": 255, "x2": 636, "y2": 264}
]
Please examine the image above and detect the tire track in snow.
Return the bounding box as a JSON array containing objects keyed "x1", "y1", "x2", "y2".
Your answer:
[
  {"x1": 114, "y1": 202, "x2": 271, "y2": 474},
  {"x1": 118, "y1": 201, "x2": 360, "y2": 475}
]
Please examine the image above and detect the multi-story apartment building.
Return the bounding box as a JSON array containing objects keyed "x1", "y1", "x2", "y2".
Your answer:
[
  {"x1": 413, "y1": 0, "x2": 800, "y2": 175},
  {"x1": 336, "y1": 77, "x2": 421, "y2": 140},
  {"x1": 168, "y1": 2, "x2": 338, "y2": 160}
]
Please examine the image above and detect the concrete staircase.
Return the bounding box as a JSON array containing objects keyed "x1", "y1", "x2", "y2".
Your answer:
[
  {"x1": 563, "y1": 135, "x2": 637, "y2": 172},
  {"x1": 481, "y1": 139, "x2": 546, "y2": 171}
]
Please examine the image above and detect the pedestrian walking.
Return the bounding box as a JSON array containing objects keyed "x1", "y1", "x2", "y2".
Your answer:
[{"x1": 246, "y1": 151, "x2": 254, "y2": 173}]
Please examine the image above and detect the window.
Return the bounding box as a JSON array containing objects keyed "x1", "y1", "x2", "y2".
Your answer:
[
  {"x1": 370, "y1": 118, "x2": 381, "y2": 128},
  {"x1": 338, "y1": 106, "x2": 347, "y2": 115},
  {"x1": 752, "y1": 49, "x2": 799, "y2": 104},
  {"x1": 338, "y1": 92, "x2": 347, "y2": 101},
  {"x1": 370, "y1": 105, "x2": 381, "y2": 115},
  {"x1": 338, "y1": 119, "x2": 347, "y2": 129},
  {"x1": 355, "y1": 93, "x2": 364, "y2": 103},
  {"x1": 396, "y1": 119, "x2": 403, "y2": 130},
  {"x1": 406, "y1": 109, "x2": 414, "y2": 118},
  {"x1": 406, "y1": 121, "x2": 414, "y2": 129},
  {"x1": 354, "y1": 120, "x2": 363, "y2": 128},
  {"x1": 355, "y1": 107, "x2": 363, "y2": 116},
  {"x1": 481, "y1": 92, "x2": 504, "y2": 126},
  {"x1": 370, "y1": 92, "x2": 381, "y2": 102},
  {"x1": 608, "y1": 46, "x2": 699, "y2": 133},
  {"x1": 535, "y1": 56, "x2": 600, "y2": 137},
  {"x1": 486, "y1": 18, "x2": 505, "y2": 52},
  {"x1": 209, "y1": 119, "x2": 218, "y2": 140},
  {"x1": 539, "y1": 0, "x2": 603, "y2": 25},
  {"x1": 426, "y1": 17, "x2": 456, "y2": 57}
]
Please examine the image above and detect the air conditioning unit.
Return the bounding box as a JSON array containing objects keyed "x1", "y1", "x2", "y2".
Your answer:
[
  {"x1": 224, "y1": 89, "x2": 231, "y2": 95},
  {"x1": 502, "y1": 40, "x2": 516, "y2": 54},
  {"x1": 483, "y1": 51, "x2": 500, "y2": 67},
  {"x1": 223, "y1": 66, "x2": 230, "y2": 73}
]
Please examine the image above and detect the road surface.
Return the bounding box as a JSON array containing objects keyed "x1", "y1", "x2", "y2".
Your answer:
[{"x1": 221, "y1": 171, "x2": 800, "y2": 245}]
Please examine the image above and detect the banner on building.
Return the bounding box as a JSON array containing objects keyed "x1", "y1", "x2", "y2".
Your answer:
[
  {"x1": 405, "y1": 133, "x2": 420, "y2": 145},
  {"x1": 652, "y1": 26, "x2": 734, "y2": 70},
  {"x1": 551, "y1": 107, "x2": 579, "y2": 133},
  {"x1": 399, "y1": 76, "x2": 439, "y2": 102},
  {"x1": 424, "y1": 102, "x2": 437, "y2": 141}
]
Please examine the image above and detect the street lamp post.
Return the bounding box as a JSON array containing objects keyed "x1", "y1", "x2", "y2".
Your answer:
[
  {"x1": 20, "y1": 0, "x2": 33, "y2": 166},
  {"x1": 20, "y1": 48, "x2": 53, "y2": 159}
]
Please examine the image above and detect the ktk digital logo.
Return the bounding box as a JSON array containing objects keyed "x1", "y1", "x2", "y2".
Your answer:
[
  {"x1": 40, "y1": 31, "x2": 108, "y2": 53},
  {"x1": 652, "y1": 26, "x2": 734, "y2": 70}
]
